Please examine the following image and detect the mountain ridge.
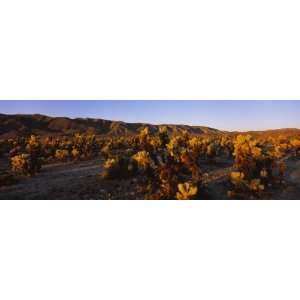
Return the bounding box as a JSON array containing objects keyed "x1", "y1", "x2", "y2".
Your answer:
[
  {"x1": 0, "y1": 113, "x2": 299, "y2": 139},
  {"x1": 0, "y1": 113, "x2": 222, "y2": 138}
]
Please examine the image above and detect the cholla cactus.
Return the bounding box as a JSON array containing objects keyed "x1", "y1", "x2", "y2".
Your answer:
[
  {"x1": 11, "y1": 154, "x2": 37, "y2": 176},
  {"x1": 8, "y1": 137, "x2": 26, "y2": 158},
  {"x1": 156, "y1": 163, "x2": 180, "y2": 199},
  {"x1": 55, "y1": 149, "x2": 69, "y2": 161},
  {"x1": 102, "y1": 156, "x2": 137, "y2": 179},
  {"x1": 132, "y1": 151, "x2": 155, "y2": 170},
  {"x1": 26, "y1": 135, "x2": 41, "y2": 151},
  {"x1": 102, "y1": 158, "x2": 120, "y2": 179},
  {"x1": 103, "y1": 157, "x2": 117, "y2": 170},
  {"x1": 290, "y1": 138, "x2": 300, "y2": 157},
  {"x1": 139, "y1": 127, "x2": 150, "y2": 138},
  {"x1": 188, "y1": 137, "x2": 202, "y2": 151},
  {"x1": 248, "y1": 179, "x2": 264, "y2": 192},
  {"x1": 229, "y1": 171, "x2": 264, "y2": 198},
  {"x1": 230, "y1": 171, "x2": 245, "y2": 182},
  {"x1": 137, "y1": 127, "x2": 154, "y2": 152},
  {"x1": 139, "y1": 127, "x2": 150, "y2": 142},
  {"x1": 233, "y1": 135, "x2": 263, "y2": 179},
  {"x1": 71, "y1": 148, "x2": 80, "y2": 160},
  {"x1": 176, "y1": 182, "x2": 198, "y2": 200},
  {"x1": 100, "y1": 143, "x2": 112, "y2": 159},
  {"x1": 158, "y1": 126, "x2": 169, "y2": 147},
  {"x1": 167, "y1": 135, "x2": 188, "y2": 162},
  {"x1": 220, "y1": 135, "x2": 234, "y2": 155}
]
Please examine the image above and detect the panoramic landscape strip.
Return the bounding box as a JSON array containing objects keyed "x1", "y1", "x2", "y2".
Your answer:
[{"x1": 0, "y1": 100, "x2": 300, "y2": 200}]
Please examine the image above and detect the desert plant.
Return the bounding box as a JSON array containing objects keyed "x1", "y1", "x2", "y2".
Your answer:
[
  {"x1": 102, "y1": 156, "x2": 137, "y2": 179},
  {"x1": 228, "y1": 171, "x2": 264, "y2": 199},
  {"x1": 290, "y1": 138, "x2": 300, "y2": 157},
  {"x1": 71, "y1": 148, "x2": 80, "y2": 160},
  {"x1": 176, "y1": 182, "x2": 198, "y2": 200},
  {"x1": 55, "y1": 149, "x2": 70, "y2": 161},
  {"x1": 11, "y1": 153, "x2": 41, "y2": 176},
  {"x1": 132, "y1": 151, "x2": 155, "y2": 172}
]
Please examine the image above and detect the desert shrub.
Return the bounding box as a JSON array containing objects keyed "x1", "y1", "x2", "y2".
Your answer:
[
  {"x1": 26, "y1": 135, "x2": 42, "y2": 154},
  {"x1": 55, "y1": 149, "x2": 70, "y2": 161},
  {"x1": 167, "y1": 135, "x2": 189, "y2": 162},
  {"x1": 229, "y1": 135, "x2": 287, "y2": 198},
  {"x1": 149, "y1": 151, "x2": 204, "y2": 199},
  {"x1": 102, "y1": 156, "x2": 138, "y2": 179},
  {"x1": 131, "y1": 130, "x2": 207, "y2": 199},
  {"x1": 132, "y1": 151, "x2": 155, "y2": 172},
  {"x1": 10, "y1": 153, "x2": 41, "y2": 176},
  {"x1": 42, "y1": 136, "x2": 59, "y2": 159},
  {"x1": 290, "y1": 138, "x2": 300, "y2": 157},
  {"x1": 71, "y1": 148, "x2": 80, "y2": 160},
  {"x1": 233, "y1": 135, "x2": 281, "y2": 179},
  {"x1": 100, "y1": 143, "x2": 113, "y2": 159},
  {"x1": 176, "y1": 182, "x2": 198, "y2": 200},
  {"x1": 154, "y1": 163, "x2": 180, "y2": 199},
  {"x1": 227, "y1": 171, "x2": 264, "y2": 199},
  {"x1": 72, "y1": 134, "x2": 99, "y2": 160},
  {"x1": 233, "y1": 135, "x2": 263, "y2": 179},
  {"x1": 220, "y1": 135, "x2": 234, "y2": 157},
  {"x1": 136, "y1": 127, "x2": 155, "y2": 153},
  {"x1": 158, "y1": 126, "x2": 170, "y2": 147},
  {"x1": 8, "y1": 137, "x2": 26, "y2": 158}
]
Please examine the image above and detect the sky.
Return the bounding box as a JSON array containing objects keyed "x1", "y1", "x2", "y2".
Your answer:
[{"x1": 0, "y1": 100, "x2": 299, "y2": 131}]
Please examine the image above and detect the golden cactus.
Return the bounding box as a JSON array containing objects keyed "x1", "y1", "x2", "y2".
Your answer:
[
  {"x1": 176, "y1": 182, "x2": 198, "y2": 200},
  {"x1": 55, "y1": 149, "x2": 69, "y2": 161},
  {"x1": 11, "y1": 154, "x2": 36, "y2": 176},
  {"x1": 132, "y1": 151, "x2": 155, "y2": 170}
]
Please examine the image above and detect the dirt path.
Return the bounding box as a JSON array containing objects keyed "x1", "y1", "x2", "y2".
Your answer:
[
  {"x1": 0, "y1": 158, "x2": 235, "y2": 200},
  {"x1": 0, "y1": 159, "x2": 104, "y2": 199}
]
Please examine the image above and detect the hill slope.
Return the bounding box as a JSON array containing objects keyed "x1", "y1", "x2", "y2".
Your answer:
[
  {"x1": 0, "y1": 113, "x2": 221, "y2": 138},
  {"x1": 1, "y1": 113, "x2": 299, "y2": 139}
]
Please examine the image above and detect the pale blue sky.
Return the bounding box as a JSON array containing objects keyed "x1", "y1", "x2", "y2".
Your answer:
[{"x1": 0, "y1": 100, "x2": 299, "y2": 131}]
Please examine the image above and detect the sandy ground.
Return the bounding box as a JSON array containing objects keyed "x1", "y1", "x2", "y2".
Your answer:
[{"x1": 0, "y1": 159, "x2": 104, "y2": 199}]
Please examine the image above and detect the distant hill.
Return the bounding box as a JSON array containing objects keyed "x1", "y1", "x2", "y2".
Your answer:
[
  {"x1": 0, "y1": 113, "x2": 299, "y2": 139},
  {"x1": 0, "y1": 113, "x2": 221, "y2": 138},
  {"x1": 235, "y1": 128, "x2": 300, "y2": 138}
]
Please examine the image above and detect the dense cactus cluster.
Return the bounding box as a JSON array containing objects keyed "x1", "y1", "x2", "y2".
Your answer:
[
  {"x1": 10, "y1": 153, "x2": 39, "y2": 176},
  {"x1": 100, "y1": 128, "x2": 230, "y2": 199},
  {"x1": 0, "y1": 130, "x2": 300, "y2": 199},
  {"x1": 100, "y1": 129, "x2": 300, "y2": 199},
  {"x1": 3, "y1": 134, "x2": 105, "y2": 176},
  {"x1": 227, "y1": 134, "x2": 296, "y2": 198},
  {"x1": 9, "y1": 136, "x2": 43, "y2": 176}
]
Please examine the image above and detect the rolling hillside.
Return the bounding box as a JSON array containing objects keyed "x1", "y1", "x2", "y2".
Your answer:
[
  {"x1": 0, "y1": 113, "x2": 221, "y2": 138},
  {"x1": 1, "y1": 113, "x2": 299, "y2": 139}
]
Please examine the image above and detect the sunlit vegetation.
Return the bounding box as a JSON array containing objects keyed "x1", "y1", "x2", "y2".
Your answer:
[{"x1": 0, "y1": 129, "x2": 300, "y2": 199}]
